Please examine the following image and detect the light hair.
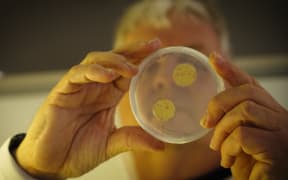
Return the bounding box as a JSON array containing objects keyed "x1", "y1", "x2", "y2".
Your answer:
[{"x1": 113, "y1": 0, "x2": 231, "y2": 55}]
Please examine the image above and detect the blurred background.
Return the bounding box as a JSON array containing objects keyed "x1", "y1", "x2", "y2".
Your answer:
[{"x1": 0, "y1": 0, "x2": 287, "y2": 179}]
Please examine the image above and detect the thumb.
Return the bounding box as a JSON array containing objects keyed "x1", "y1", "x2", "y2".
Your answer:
[
  {"x1": 209, "y1": 52, "x2": 260, "y2": 87},
  {"x1": 106, "y1": 126, "x2": 165, "y2": 159},
  {"x1": 113, "y1": 38, "x2": 162, "y2": 64}
]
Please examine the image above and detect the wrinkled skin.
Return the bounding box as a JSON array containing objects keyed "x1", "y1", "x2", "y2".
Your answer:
[
  {"x1": 201, "y1": 53, "x2": 288, "y2": 180},
  {"x1": 15, "y1": 40, "x2": 165, "y2": 179}
]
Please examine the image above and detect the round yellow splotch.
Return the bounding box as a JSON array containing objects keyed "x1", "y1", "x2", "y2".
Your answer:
[
  {"x1": 173, "y1": 63, "x2": 197, "y2": 87},
  {"x1": 152, "y1": 99, "x2": 175, "y2": 121}
]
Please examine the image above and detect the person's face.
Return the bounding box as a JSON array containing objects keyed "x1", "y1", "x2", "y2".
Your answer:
[
  {"x1": 122, "y1": 12, "x2": 222, "y2": 56},
  {"x1": 116, "y1": 12, "x2": 223, "y2": 135}
]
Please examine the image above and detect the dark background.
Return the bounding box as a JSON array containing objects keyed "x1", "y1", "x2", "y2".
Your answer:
[{"x1": 0, "y1": 0, "x2": 287, "y2": 74}]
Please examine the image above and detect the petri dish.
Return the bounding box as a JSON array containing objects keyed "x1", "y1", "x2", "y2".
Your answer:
[{"x1": 129, "y1": 46, "x2": 224, "y2": 144}]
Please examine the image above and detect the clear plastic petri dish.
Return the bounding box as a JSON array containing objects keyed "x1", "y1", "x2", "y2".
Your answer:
[{"x1": 129, "y1": 46, "x2": 224, "y2": 144}]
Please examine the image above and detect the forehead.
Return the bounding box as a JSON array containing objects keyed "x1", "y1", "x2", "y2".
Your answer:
[{"x1": 123, "y1": 13, "x2": 221, "y2": 55}]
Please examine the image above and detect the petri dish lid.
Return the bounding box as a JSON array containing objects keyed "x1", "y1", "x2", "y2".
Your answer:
[{"x1": 129, "y1": 46, "x2": 223, "y2": 144}]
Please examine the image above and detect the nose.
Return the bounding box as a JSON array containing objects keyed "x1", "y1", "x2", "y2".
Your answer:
[{"x1": 153, "y1": 76, "x2": 168, "y2": 90}]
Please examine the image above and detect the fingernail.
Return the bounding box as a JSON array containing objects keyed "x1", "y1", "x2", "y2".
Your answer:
[
  {"x1": 209, "y1": 138, "x2": 219, "y2": 151},
  {"x1": 220, "y1": 156, "x2": 234, "y2": 168},
  {"x1": 210, "y1": 52, "x2": 225, "y2": 65},
  {"x1": 200, "y1": 111, "x2": 208, "y2": 128},
  {"x1": 220, "y1": 159, "x2": 229, "y2": 168},
  {"x1": 127, "y1": 63, "x2": 138, "y2": 73}
]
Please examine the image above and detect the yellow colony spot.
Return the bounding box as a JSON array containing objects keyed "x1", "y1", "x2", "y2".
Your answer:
[
  {"x1": 173, "y1": 63, "x2": 197, "y2": 87},
  {"x1": 152, "y1": 99, "x2": 175, "y2": 121}
]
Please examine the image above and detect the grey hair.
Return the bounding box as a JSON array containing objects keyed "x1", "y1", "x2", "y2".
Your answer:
[{"x1": 113, "y1": 0, "x2": 231, "y2": 55}]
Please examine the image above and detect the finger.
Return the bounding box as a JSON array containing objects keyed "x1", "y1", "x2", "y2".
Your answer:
[
  {"x1": 68, "y1": 64, "x2": 119, "y2": 84},
  {"x1": 220, "y1": 126, "x2": 275, "y2": 166},
  {"x1": 231, "y1": 152, "x2": 255, "y2": 180},
  {"x1": 113, "y1": 38, "x2": 162, "y2": 64},
  {"x1": 113, "y1": 78, "x2": 131, "y2": 92},
  {"x1": 210, "y1": 100, "x2": 279, "y2": 151},
  {"x1": 209, "y1": 52, "x2": 260, "y2": 87},
  {"x1": 81, "y1": 52, "x2": 138, "y2": 78},
  {"x1": 200, "y1": 84, "x2": 282, "y2": 128},
  {"x1": 106, "y1": 126, "x2": 165, "y2": 159},
  {"x1": 54, "y1": 64, "x2": 120, "y2": 94},
  {"x1": 220, "y1": 130, "x2": 241, "y2": 168}
]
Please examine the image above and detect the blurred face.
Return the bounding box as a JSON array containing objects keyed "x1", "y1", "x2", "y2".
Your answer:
[{"x1": 117, "y1": 12, "x2": 223, "y2": 129}]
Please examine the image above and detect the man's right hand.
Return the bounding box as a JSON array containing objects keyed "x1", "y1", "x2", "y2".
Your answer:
[{"x1": 15, "y1": 39, "x2": 164, "y2": 179}]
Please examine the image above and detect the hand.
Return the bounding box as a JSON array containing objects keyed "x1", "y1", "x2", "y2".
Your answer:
[
  {"x1": 15, "y1": 39, "x2": 164, "y2": 179},
  {"x1": 200, "y1": 52, "x2": 288, "y2": 180}
]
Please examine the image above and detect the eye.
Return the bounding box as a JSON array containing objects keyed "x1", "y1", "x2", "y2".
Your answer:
[{"x1": 147, "y1": 62, "x2": 160, "y2": 74}]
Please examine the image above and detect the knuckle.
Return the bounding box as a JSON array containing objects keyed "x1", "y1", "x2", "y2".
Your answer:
[
  {"x1": 125, "y1": 128, "x2": 138, "y2": 149},
  {"x1": 220, "y1": 142, "x2": 226, "y2": 154},
  {"x1": 86, "y1": 51, "x2": 127, "y2": 64},
  {"x1": 111, "y1": 53, "x2": 127, "y2": 62},
  {"x1": 209, "y1": 95, "x2": 221, "y2": 109},
  {"x1": 86, "y1": 51, "x2": 101, "y2": 58},
  {"x1": 240, "y1": 83, "x2": 259, "y2": 97},
  {"x1": 87, "y1": 64, "x2": 96, "y2": 74},
  {"x1": 240, "y1": 100, "x2": 256, "y2": 117},
  {"x1": 208, "y1": 93, "x2": 228, "y2": 114},
  {"x1": 215, "y1": 121, "x2": 231, "y2": 136},
  {"x1": 84, "y1": 51, "x2": 106, "y2": 64},
  {"x1": 220, "y1": 135, "x2": 232, "y2": 155},
  {"x1": 233, "y1": 127, "x2": 246, "y2": 144},
  {"x1": 124, "y1": 130, "x2": 133, "y2": 149},
  {"x1": 69, "y1": 64, "x2": 80, "y2": 73}
]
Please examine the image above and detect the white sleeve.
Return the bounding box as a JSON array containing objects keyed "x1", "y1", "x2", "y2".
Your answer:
[{"x1": 0, "y1": 138, "x2": 37, "y2": 180}]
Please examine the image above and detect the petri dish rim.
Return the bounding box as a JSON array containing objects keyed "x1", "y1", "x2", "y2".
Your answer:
[{"x1": 129, "y1": 46, "x2": 224, "y2": 144}]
